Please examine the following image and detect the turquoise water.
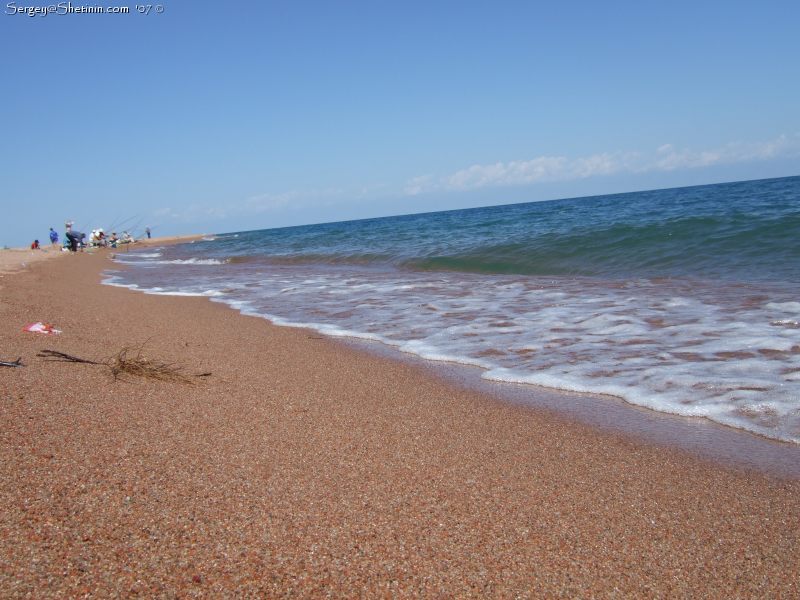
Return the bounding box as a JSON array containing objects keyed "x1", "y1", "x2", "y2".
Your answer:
[{"x1": 107, "y1": 176, "x2": 800, "y2": 442}]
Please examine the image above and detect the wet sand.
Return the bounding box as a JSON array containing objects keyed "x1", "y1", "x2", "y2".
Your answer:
[
  {"x1": 1, "y1": 251, "x2": 798, "y2": 597},
  {"x1": 344, "y1": 337, "x2": 800, "y2": 480}
]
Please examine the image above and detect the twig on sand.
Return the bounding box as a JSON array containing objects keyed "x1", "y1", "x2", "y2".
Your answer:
[
  {"x1": 107, "y1": 345, "x2": 195, "y2": 383},
  {"x1": 36, "y1": 344, "x2": 210, "y2": 384},
  {"x1": 37, "y1": 350, "x2": 101, "y2": 365},
  {"x1": 1, "y1": 357, "x2": 24, "y2": 368}
]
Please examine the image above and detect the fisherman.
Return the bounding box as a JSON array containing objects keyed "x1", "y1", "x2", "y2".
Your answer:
[{"x1": 65, "y1": 229, "x2": 85, "y2": 252}]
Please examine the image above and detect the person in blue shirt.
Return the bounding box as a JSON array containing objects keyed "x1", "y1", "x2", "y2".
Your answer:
[{"x1": 49, "y1": 227, "x2": 59, "y2": 247}]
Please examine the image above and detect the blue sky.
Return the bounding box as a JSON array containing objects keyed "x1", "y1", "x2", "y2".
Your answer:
[{"x1": 2, "y1": 1, "x2": 799, "y2": 247}]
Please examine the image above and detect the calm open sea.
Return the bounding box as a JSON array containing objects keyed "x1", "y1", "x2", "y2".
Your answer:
[{"x1": 106, "y1": 176, "x2": 800, "y2": 443}]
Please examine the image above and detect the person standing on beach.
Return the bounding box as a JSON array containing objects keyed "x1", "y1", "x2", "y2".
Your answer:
[
  {"x1": 49, "y1": 227, "x2": 59, "y2": 247},
  {"x1": 65, "y1": 229, "x2": 85, "y2": 252},
  {"x1": 145, "y1": 226, "x2": 151, "y2": 239}
]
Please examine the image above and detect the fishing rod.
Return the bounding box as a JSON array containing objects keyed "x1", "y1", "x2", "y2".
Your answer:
[
  {"x1": 128, "y1": 217, "x2": 145, "y2": 239},
  {"x1": 106, "y1": 213, "x2": 126, "y2": 234},
  {"x1": 109, "y1": 215, "x2": 139, "y2": 234}
]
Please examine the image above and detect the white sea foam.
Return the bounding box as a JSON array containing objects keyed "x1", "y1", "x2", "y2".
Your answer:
[
  {"x1": 113, "y1": 256, "x2": 226, "y2": 266},
  {"x1": 102, "y1": 275, "x2": 140, "y2": 290},
  {"x1": 104, "y1": 258, "x2": 800, "y2": 443},
  {"x1": 143, "y1": 289, "x2": 224, "y2": 297},
  {"x1": 399, "y1": 340, "x2": 493, "y2": 368},
  {"x1": 169, "y1": 258, "x2": 226, "y2": 265},
  {"x1": 766, "y1": 302, "x2": 800, "y2": 313}
]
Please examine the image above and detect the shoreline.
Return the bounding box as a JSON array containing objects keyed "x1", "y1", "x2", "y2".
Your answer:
[
  {"x1": 2, "y1": 251, "x2": 798, "y2": 595},
  {"x1": 0, "y1": 234, "x2": 205, "y2": 277},
  {"x1": 108, "y1": 241, "x2": 800, "y2": 477},
  {"x1": 337, "y1": 335, "x2": 800, "y2": 479}
]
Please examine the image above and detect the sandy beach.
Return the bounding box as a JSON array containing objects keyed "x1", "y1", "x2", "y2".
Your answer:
[
  {"x1": 0, "y1": 246, "x2": 63, "y2": 278},
  {"x1": 1, "y1": 250, "x2": 798, "y2": 597},
  {"x1": 0, "y1": 235, "x2": 202, "y2": 278}
]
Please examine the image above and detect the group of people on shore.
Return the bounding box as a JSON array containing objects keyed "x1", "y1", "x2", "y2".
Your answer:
[{"x1": 33, "y1": 223, "x2": 151, "y2": 252}]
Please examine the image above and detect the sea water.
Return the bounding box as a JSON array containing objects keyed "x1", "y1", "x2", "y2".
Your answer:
[{"x1": 105, "y1": 176, "x2": 800, "y2": 444}]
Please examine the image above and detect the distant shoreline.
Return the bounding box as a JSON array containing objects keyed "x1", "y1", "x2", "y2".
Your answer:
[{"x1": 0, "y1": 234, "x2": 206, "y2": 277}]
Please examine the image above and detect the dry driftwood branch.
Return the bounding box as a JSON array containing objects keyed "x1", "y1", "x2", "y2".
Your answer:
[
  {"x1": 37, "y1": 350, "x2": 101, "y2": 364},
  {"x1": 1, "y1": 357, "x2": 24, "y2": 368},
  {"x1": 37, "y1": 344, "x2": 210, "y2": 384}
]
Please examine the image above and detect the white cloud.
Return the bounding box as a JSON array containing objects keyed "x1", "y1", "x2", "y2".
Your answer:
[
  {"x1": 405, "y1": 134, "x2": 800, "y2": 195},
  {"x1": 404, "y1": 174, "x2": 434, "y2": 196},
  {"x1": 150, "y1": 134, "x2": 800, "y2": 227},
  {"x1": 169, "y1": 186, "x2": 369, "y2": 221},
  {"x1": 245, "y1": 191, "x2": 301, "y2": 212},
  {"x1": 651, "y1": 135, "x2": 800, "y2": 172},
  {"x1": 153, "y1": 204, "x2": 230, "y2": 222},
  {"x1": 407, "y1": 152, "x2": 633, "y2": 195},
  {"x1": 243, "y1": 183, "x2": 391, "y2": 214}
]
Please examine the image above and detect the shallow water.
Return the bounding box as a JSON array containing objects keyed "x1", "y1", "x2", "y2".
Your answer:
[{"x1": 106, "y1": 176, "x2": 800, "y2": 445}]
